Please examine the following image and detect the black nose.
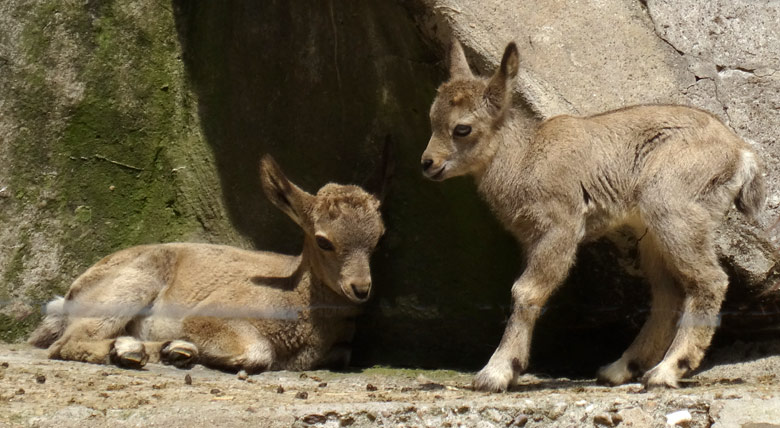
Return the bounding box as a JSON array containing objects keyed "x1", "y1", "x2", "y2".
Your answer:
[
  {"x1": 421, "y1": 159, "x2": 434, "y2": 172},
  {"x1": 351, "y1": 283, "x2": 370, "y2": 300}
]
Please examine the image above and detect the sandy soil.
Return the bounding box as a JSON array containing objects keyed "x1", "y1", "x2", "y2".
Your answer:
[{"x1": 1, "y1": 342, "x2": 779, "y2": 427}]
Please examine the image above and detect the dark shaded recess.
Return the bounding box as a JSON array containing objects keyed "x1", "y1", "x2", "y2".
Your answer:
[
  {"x1": 168, "y1": 0, "x2": 776, "y2": 375},
  {"x1": 170, "y1": 0, "x2": 520, "y2": 370},
  {"x1": 716, "y1": 260, "x2": 780, "y2": 345},
  {"x1": 167, "y1": 0, "x2": 641, "y2": 374}
]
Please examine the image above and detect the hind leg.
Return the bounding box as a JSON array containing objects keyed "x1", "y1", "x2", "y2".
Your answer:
[
  {"x1": 50, "y1": 317, "x2": 148, "y2": 369},
  {"x1": 641, "y1": 206, "x2": 728, "y2": 388},
  {"x1": 597, "y1": 233, "x2": 684, "y2": 385},
  {"x1": 181, "y1": 317, "x2": 275, "y2": 373},
  {"x1": 47, "y1": 254, "x2": 168, "y2": 368}
]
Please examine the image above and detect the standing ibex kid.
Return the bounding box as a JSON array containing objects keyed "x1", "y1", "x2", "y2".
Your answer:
[
  {"x1": 29, "y1": 155, "x2": 386, "y2": 373},
  {"x1": 421, "y1": 40, "x2": 764, "y2": 391}
]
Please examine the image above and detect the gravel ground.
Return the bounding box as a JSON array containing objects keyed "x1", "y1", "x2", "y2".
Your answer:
[{"x1": 1, "y1": 342, "x2": 779, "y2": 427}]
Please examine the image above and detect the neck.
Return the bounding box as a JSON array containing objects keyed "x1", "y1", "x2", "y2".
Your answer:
[
  {"x1": 299, "y1": 238, "x2": 357, "y2": 308},
  {"x1": 474, "y1": 116, "x2": 525, "y2": 188},
  {"x1": 471, "y1": 113, "x2": 534, "y2": 232}
]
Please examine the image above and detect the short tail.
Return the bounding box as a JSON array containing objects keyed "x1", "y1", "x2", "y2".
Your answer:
[
  {"x1": 27, "y1": 297, "x2": 66, "y2": 348},
  {"x1": 734, "y1": 150, "x2": 766, "y2": 219}
]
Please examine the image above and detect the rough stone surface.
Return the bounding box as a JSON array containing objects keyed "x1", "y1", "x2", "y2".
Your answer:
[
  {"x1": 413, "y1": 0, "x2": 689, "y2": 116},
  {"x1": 711, "y1": 397, "x2": 780, "y2": 428},
  {"x1": 408, "y1": 0, "x2": 780, "y2": 359},
  {"x1": 1, "y1": 343, "x2": 779, "y2": 427},
  {"x1": 646, "y1": 0, "x2": 780, "y2": 233}
]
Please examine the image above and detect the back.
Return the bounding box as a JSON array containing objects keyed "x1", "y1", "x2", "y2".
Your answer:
[{"x1": 528, "y1": 105, "x2": 751, "y2": 213}]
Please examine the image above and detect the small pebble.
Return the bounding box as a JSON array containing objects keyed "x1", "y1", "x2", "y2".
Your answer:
[
  {"x1": 295, "y1": 391, "x2": 308, "y2": 399},
  {"x1": 484, "y1": 408, "x2": 502, "y2": 423},
  {"x1": 1, "y1": 362, "x2": 8, "y2": 368},
  {"x1": 318, "y1": 382, "x2": 327, "y2": 388},
  {"x1": 509, "y1": 415, "x2": 529, "y2": 427},
  {"x1": 276, "y1": 385, "x2": 285, "y2": 394},
  {"x1": 302, "y1": 414, "x2": 326, "y2": 424},
  {"x1": 184, "y1": 374, "x2": 192, "y2": 385},
  {"x1": 210, "y1": 388, "x2": 221, "y2": 395},
  {"x1": 16, "y1": 388, "x2": 25, "y2": 395},
  {"x1": 665, "y1": 410, "x2": 692, "y2": 426},
  {"x1": 593, "y1": 413, "x2": 614, "y2": 427},
  {"x1": 36, "y1": 374, "x2": 46, "y2": 384},
  {"x1": 548, "y1": 402, "x2": 568, "y2": 420},
  {"x1": 237, "y1": 370, "x2": 248, "y2": 381},
  {"x1": 366, "y1": 383, "x2": 377, "y2": 391}
]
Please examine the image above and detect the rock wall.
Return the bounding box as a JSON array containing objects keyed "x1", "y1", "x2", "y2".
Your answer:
[
  {"x1": 412, "y1": 0, "x2": 780, "y2": 226},
  {"x1": 1, "y1": 0, "x2": 778, "y2": 373},
  {"x1": 171, "y1": 0, "x2": 521, "y2": 369},
  {"x1": 410, "y1": 0, "x2": 780, "y2": 368},
  {"x1": 0, "y1": 0, "x2": 244, "y2": 341}
]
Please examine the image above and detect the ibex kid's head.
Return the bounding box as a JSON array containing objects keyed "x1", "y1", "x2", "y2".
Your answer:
[
  {"x1": 422, "y1": 40, "x2": 519, "y2": 181},
  {"x1": 260, "y1": 155, "x2": 385, "y2": 303}
]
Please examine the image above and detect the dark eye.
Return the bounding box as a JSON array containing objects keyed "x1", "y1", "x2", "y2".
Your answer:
[
  {"x1": 453, "y1": 124, "x2": 472, "y2": 137},
  {"x1": 316, "y1": 236, "x2": 335, "y2": 251}
]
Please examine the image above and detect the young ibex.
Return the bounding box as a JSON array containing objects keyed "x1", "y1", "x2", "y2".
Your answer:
[
  {"x1": 28, "y1": 155, "x2": 386, "y2": 373},
  {"x1": 421, "y1": 40, "x2": 765, "y2": 391}
]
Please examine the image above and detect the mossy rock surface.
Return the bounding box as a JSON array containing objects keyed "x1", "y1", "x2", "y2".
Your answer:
[{"x1": 0, "y1": 0, "x2": 239, "y2": 342}]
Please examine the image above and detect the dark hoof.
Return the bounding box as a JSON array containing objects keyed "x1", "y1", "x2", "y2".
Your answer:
[
  {"x1": 112, "y1": 351, "x2": 148, "y2": 369},
  {"x1": 161, "y1": 341, "x2": 198, "y2": 369}
]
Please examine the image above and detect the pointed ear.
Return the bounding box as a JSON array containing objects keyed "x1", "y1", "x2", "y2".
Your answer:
[
  {"x1": 260, "y1": 155, "x2": 314, "y2": 228},
  {"x1": 448, "y1": 39, "x2": 472, "y2": 79},
  {"x1": 484, "y1": 42, "x2": 520, "y2": 115}
]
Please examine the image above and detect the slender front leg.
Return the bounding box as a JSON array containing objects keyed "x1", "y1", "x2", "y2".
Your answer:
[{"x1": 473, "y1": 226, "x2": 580, "y2": 392}]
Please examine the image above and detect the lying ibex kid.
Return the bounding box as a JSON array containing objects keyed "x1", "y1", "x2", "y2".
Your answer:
[
  {"x1": 29, "y1": 155, "x2": 385, "y2": 373},
  {"x1": 421, "y1": 40, "x2": 765, "y2": 391}
]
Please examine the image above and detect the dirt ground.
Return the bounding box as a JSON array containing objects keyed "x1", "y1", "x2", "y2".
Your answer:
[{"x1": 1, "y1": 342, "x2": 779, "y2": 428}]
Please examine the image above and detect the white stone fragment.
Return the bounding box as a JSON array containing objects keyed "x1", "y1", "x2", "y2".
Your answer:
[{"x1": 665, "y1": 409, "x2": 692, "y2": 426}]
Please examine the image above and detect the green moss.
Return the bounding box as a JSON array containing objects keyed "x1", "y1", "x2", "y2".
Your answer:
[
  {"x1": 1, "y1": 235, "x2": 28, "y2": 291},
  {"x1": 0, "y1": 312, "x2": 41, "y2": 343},
  {"x1": 360, "y1": 366, "x2": 472, "y2": 380},
  {"x1": 46, "y1": 2, "x2": 201, "y2": 265},
  {"x1": 2, "y1": 1, "x2": 213, "y2": 342}
]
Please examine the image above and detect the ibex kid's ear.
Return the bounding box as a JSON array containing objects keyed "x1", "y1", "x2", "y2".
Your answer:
[
  {"x1": 484, "y1": 42, "x2": 520, "y2": 115},
  {"x1": 448, "y1": 39, "x2": 473, "y2": 80},
  {"x1": 260, "y1": 154, "x2": 314, "y2": 228}
]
